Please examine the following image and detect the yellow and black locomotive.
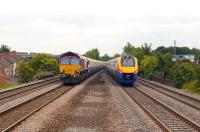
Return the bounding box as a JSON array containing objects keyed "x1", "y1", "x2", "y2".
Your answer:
[{"x1": 59, "y1": 51, "x2": 104, "y2": 84}]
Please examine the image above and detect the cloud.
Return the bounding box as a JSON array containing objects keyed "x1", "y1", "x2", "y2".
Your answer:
[{"x1": 0, "y1": 0, "x2": 200, "y2": 55}]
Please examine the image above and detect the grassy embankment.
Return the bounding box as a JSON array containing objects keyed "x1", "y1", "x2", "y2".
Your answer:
[
  {"x1": 183, "y1": 81, "x2": 200, "y2": 95},
  {"x1": 0, "y1": 82, "x2": 21, "y2": 90}
]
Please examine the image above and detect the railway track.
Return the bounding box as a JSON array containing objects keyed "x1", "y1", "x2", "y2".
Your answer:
[
  {"x1": 123, "y1": 86, "x2": 200, "y2": 132},
  {"x1": 0, "y1": 84, "x2": 72, "y2": 132},
  {"x1": 137, "y1": 78, "x2": 200, "y2": 111},
  {"x1": 0, "y1": 76, "x2": 60, "y2": 102}
]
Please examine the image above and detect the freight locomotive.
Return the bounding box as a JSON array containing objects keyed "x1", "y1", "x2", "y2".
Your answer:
[
  {"x1": 107, "y1": 54, "x2": 138, "y2": 85},
  {"x1": 59, "y1": 51, "x2": 105, "y2": 84}
]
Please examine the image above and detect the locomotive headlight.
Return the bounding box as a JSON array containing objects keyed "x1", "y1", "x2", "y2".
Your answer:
[
  {"x1": 117, "y1": 68, "x2": 123, "y2": 74},
  {"x1": 75, "y1": 70, "x2": 80, "y2": 74}
]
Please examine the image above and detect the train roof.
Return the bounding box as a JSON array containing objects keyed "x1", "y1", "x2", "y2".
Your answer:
[
  {"x1": 60, "y1": 51, "x2": 80, "y2": 58},
  {"x1": 108, "y1": 54, "x2": 136, "y2": 62},
  {"x1": 60, "y1": 51, "x2": 105, "y2": 63}
]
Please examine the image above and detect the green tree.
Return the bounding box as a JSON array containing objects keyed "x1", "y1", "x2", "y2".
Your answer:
[
  {"x1": 172, "y1": 62, "x2": 197, "y2": 88},
  {"x1": 112, "y1": 53, "x2": 120, "y2": 59},
  {"x1": 83, "y1": 48, "x2": 100, "y2": 60},
  {"x1": 141, "y1": 42, "x2": 152, "y2": 55},
  {"x1": 155, "y1": 46, "x2": 197, "y2": 55},
  {"x1": 122, "y1": 42, "x2": 135, "y2": 55},
  {"x1": 29, "y1": 54, "x2": 59, "y2": 75},
  {"x1": 122, "y1": 42, "x2": 145, "y2": 64},
  {"x1": 0, "y1": 44, "x2": 11, "y2": 53},
  {"x1": 158, "y1": 53, "x2": 173, "y2": 83},
  {"x1": 195, "y1": 53, "x2": 200, "y2": 64},
  {"x1": 101, "y1": 54, "x2": 111, "y2": 61},
  {"x1": 18, "y1": 54, "x2": 58, "y2": 82},
  {"x1": 140, "y1": 55, "x2": 158, "y2": 80},
  {"x1": 18, "y1": 60, "x2": 34, "y2": 83},
  {"x1": 133, "y1": 47, "x2": 145, "y2": 64}
]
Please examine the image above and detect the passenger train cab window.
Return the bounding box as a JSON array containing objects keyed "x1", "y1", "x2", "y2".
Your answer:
[
  {"x1": 122, "y1": 57, "x2": 134, "y2": 67},
  {"x1": 71, "y1": 57, "x2": 80, "y2": 65},
  {"x1": 60, "y1": 57, "x2": 70, "y2": 64}
]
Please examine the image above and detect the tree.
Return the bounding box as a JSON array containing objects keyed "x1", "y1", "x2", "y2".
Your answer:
[
  {"x1": 155, "y1": 46, "x2": 170, "y2": 55},
  {"x1": 122, "y1": 42, "x2": 135, "y2": 55},
  {"x1": 158, "y1": 53, "x2": 173, "y2": 83},
  {"x1": 155, "y1": 46, "x2": 196, "y2": 55},
  {"x1": 0, "y1": 44, "x2": 11, "y2": 53},
  {"x1": 132, "y1": 47, "x2": 145, "y2": 64},
  {"x1": 195, "y1": 53, "x2": 200, "y2": 64},
  {"x1": 29, "y1": 54, "x2": 59, "y2": 75},
  {"x1": 140, "y1": 55, "x2": 158, "y2": 80},
  {"x1": 18, "y1": 60, "x2": 34, "y2": 83},
  {"x1": 83, "y1": 48, "x2": 100, "y2": 60},
  {"x1": 101, "y1": 54, "x2": 111, "y2": 61},
  {"x1": 112, "y1": 53, "x2": 120, "y2": 58},
  {"x1": 18, "y1": 54, "x2": 58, "y2": 82},
  {"x1": 122, "y1": 42, "x2": 145, "y2": 64},
  {"x1": 141, "y1": 42, "x2": 152, "y2": 55},
  {"x1": 172, "y1": 62, "x2": 197, "y2": 88}
]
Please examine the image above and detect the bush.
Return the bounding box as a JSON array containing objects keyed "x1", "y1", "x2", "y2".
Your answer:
[
  {"x1": 183, "y1": 80, "x2": 200, "y2": 94},
  {"x1": 140, "y1": 55, "x2": 158, "y2": 80},
  {"x1": 172, "y1": 62, "x2": 197, "y2": 88},
  {"x1": 29, "y1": 54, "x2": 59, "y2": 74},
  {"x1": 18, "y1": 54, "x2": 59, "y2": 83},
  {"x1": 18, "y1": 60, "x2": 34, "y2": 83}
]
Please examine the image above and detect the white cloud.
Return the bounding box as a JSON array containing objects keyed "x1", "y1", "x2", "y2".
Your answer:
[{"x1": 0, "y1": 0, "x2": 200, "y2": 55}]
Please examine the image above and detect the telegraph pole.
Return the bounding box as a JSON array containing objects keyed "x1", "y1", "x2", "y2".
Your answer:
[{"x1": 174, "y1": 40, "x2": 176, "y2": 56}]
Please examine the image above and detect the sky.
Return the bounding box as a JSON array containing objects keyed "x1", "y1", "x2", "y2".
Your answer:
[{"x1": 0, "y1": 0, "x2": 200, "y2": 56}]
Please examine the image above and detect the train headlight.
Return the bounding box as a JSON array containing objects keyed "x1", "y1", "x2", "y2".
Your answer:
[
  {"x1": 75, "y1": 70, "x2": 80, "y2": 74},
  {"x1": 117, "y1": 68, "x2": 123, "y2": 74}
]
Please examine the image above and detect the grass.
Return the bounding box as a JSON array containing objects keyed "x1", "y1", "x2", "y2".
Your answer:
[
  {"x1": 0, "y1": 82, "x2": 22, "y2": 90},
  {"x1": 183, "y1": 80, "x2": 200, "y2": 95}
]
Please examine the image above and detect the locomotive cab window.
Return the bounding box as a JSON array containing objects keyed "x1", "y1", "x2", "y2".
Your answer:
[
  {"x1": 60, "y1": 57, "x2": 70, "y2": 64},
  {"x1": 122, "y1": 57, "x2": 134, "y2": 67},
  {"x1": 71, "y1": 57, "x2": 80, "y2": 65}
]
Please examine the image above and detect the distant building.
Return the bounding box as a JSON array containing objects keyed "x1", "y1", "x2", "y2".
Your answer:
[
  {"x1": 17, "y1": 52, "x2": 52, "y2": 59},
  {"x1": 0, "y1": 51, "x2": 21, "y2": 81},
  {"x1": 17, "y1": 52, "x2": 37, "y2": 59},
  {"x1": 172, "y1": 54, "x2": 195, "y2": 62}
]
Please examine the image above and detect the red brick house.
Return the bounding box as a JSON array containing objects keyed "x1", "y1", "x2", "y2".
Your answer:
[
  {"x1": 0, "y1": 51, "x2": 20, "y2": 84},
  {"x1": 0, "y1": 65, "x2": 8, "y2": 85}
]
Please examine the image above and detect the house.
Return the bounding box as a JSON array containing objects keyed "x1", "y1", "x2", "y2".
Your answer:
[
  {"x1": 0, "y1": 65, "x2": 8, "y2": 85},
  {"x1": 172, "y1": 54, "x2": 195, "y2": 62},
  {"x1": 0, "y1": 51, "x2": 21, "y2": 80}
]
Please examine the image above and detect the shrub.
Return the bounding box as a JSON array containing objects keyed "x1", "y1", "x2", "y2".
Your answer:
[
  {"x1": 140, "y1": 55, "x2": 158, "y2": 80},
  {"x1": 183, "y1": 80, "x2": 200, "y2": 94},
  {"x1": 172, "y1": 62, "x2": 197, "y2": 88},
  {"x1": 18, "y1": 54, "x2": 58, "y2": 83},
  {"x1": 18, "y1": 60, "x2": 34, "y2": 83}
]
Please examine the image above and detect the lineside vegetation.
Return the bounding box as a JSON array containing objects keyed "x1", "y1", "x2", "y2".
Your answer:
[
  {"x1": 121, "y1": 42, "x2": 200, "y2": 94},
  {"x1": 81, "y1": 42, "x2": 200, "y2": 94},
  {"x1": 1, "y1": 43, "x2": 200, "y2": 94},
  {"x1": 17, "y1": 54, "x2": 59, "y2": 83}
]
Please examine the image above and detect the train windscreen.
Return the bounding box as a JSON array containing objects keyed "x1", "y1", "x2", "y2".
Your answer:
[
  {"x1": 71, "y1": 57, "x2": 80, "y2": 65},
  {"x1": 60, "y1": 57, "x2": 70, "y2": 64},
  {"x1": 122, "y1": 57, "x2": 134, "y2": 67}
]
